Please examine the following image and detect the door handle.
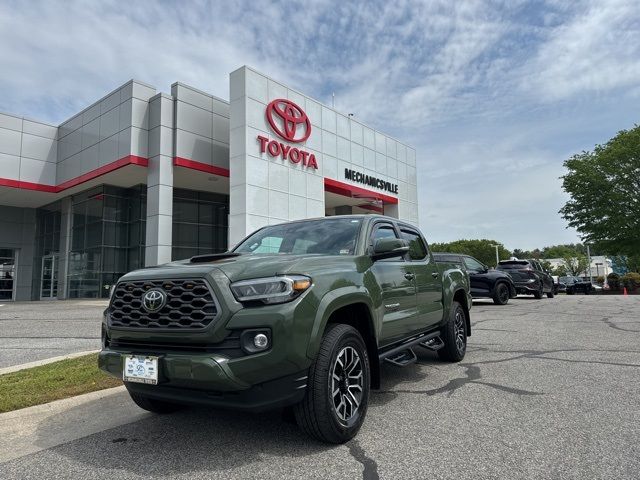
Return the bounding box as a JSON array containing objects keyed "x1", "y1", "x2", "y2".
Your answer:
[
  {"x1": 432, "y1": 272, "x2": 439, "y2": 278},
  {"x1": 404, "y1": 273, "x2": 415, "y2": 280}
]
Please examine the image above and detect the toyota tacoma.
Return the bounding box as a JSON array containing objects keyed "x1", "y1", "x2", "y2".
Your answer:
[{"x1": 99, "y1": 215, "x2": 472, "y2": 443}]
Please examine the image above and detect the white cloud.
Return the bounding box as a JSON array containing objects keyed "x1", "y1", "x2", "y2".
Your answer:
[
  {"x1": 0, "y1": 0, "x2": 637, "y2": 250},
  {"x1": 520, "y1": 0, "x2": 640, "y2": 100}
]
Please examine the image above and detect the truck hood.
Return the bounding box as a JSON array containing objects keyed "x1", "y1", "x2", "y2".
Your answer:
[
  {"x1": 120, "y1": 253, "x2": 363, "y2": 284},
  {"x1": 196, "y1": 253, "x2": 326, "y2": 282}
]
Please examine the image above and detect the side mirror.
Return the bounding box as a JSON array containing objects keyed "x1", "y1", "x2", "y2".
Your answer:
[{"x1": 371, "y1": 238, "x2": 410, "y2": 261}]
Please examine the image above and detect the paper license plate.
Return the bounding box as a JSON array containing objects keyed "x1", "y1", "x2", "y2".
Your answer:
[{"x1": 123, "y1": 355, "x2": 159, "y2": 385}]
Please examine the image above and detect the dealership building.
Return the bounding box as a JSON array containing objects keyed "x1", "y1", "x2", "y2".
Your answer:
[{"x1": 0, "y1": 66, "x2": 419, "y2": 301}]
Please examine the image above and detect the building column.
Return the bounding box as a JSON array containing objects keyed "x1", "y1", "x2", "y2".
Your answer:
[
  {"x1": 57, "y1": 197, "x2": 72, "y2": 299},
  {"x1": 145, "y1": 93, "x2": 175, "y2": 266}
]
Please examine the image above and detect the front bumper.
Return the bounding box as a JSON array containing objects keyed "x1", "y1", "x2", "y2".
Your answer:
[
  {"x1": 100, "y1": 268, "x2": 320, "y2": 411},
  {"x1": 99, "y1": 350, "x2": 307, "y2": 411}
]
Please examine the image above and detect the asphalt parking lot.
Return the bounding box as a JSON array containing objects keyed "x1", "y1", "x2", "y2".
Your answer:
[
  {"x1": 0, "y1": 294, "x2": 638, "y2": 479},
  {"x1": 0, "y1": 300, "x2": 106, "y2": 369}
]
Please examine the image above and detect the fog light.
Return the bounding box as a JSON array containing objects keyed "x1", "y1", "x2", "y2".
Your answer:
[
  {"x1": 240, "y1": 329, "x2": 272, "y2": 354},
  {"x1": 253, "y1": 333, "x2": 269, "y2": 349}
]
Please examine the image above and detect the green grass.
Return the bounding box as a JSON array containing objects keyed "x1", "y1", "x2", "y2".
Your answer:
[{"x1": 0, "y1": 353, "x2": 122, "y2": 413}]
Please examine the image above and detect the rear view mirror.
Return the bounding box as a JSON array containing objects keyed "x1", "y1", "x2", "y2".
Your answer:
[{"x1": 371, "y1": 238, "x2": 409, "y2": 261}]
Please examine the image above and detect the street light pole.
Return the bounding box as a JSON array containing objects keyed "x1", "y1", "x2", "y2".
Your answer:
[
  {"x1": 586, "y1": 244, "x2": 593, "y2": 283},
  {"x1": 490, "y1": 244, "x2": 501, "y2": 267}
]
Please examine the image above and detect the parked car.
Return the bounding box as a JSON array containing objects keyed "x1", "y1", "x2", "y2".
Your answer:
[
  {"x1": 551, "y1": 275, "x2": 567, "y2": 294},
  {"x1": 496, "y1": 259, "x2": 554, "y2": 299},
  {"x1": 99, "y1": 215, "x2": 472, "y2": 444},
  {"x1": 433, "y1": 253, "x2": 517, "y2": 305},
  {"x1": 559, "y1": 276, "x2": 593, "y2": 295}
]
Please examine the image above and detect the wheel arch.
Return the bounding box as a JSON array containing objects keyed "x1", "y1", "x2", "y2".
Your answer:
[
  {"x1": 452, "y1": 288, "x2": 471, "y2": 337},
  {"x1": 325, "y1": 303, "x2": 380, "y2": 389}
]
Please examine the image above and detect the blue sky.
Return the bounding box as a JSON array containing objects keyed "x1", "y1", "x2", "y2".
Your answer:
[{"x1": 1, "y1": 0, "x2": 638, "y2": 250}]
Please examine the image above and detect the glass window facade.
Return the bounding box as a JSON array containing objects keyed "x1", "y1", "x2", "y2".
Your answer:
[
  {"x1": 0, "y1": 248, "x2": 16, "y2": 301},
  {"x1": 68, "y1": 185, "x2": 147, "y2": 299},
  {"x1": 172, "y1": 188, "x2": 229, "y2": 260},
  {"x1": 33, "y1": 202, "x2": 62, "y2": 299}
]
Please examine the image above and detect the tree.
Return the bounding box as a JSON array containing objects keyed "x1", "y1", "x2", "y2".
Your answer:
[
  {"x1": 512, "y1": 249, "x2": 531, "y2": 259},
  {"x1": 542, "y1": 243, "x2": 586, "y2": 259},
  {"x1": 560, "y1": 125, "x2": 640, "y2": 258},
  {"x1": 430, "y1": 239, "x2": 512, "y2": 267},
  {"x1": 562, "y1": 254, "x2": 589, "y2": 276},
  {"x1": 552, "y1": 264, "x2": 568, "y2": 276}
]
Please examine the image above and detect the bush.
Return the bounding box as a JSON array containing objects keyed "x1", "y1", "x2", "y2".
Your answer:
[
  {"x1": 595, "y1": 275, "x2": 605, "y2": 284},
  {"x1": 621, "y1": 272, "x2": 640, "y2": 291},
  {"x1": 607, "y1": 273, "x2": 620, "y2": 290}
]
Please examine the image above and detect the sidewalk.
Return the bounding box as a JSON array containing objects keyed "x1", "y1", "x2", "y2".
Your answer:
[{"x1": 0, "y1": 386, "x2": 146, "y2": 463}]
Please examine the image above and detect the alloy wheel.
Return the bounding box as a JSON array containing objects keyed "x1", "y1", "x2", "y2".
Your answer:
[
  {"x1": 331, "y1": 346, "x2": 364, "y2": 424},
  {"x1": 454, "y1": 309, "x2": 466, "y2": 354},
  {"x1": 498, "y1": 285, "x2": 509, "y2": 303}
]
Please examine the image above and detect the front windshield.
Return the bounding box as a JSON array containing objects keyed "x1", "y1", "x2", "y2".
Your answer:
[
  {"x1": 560, "y1": 277, "x2": 575, "y2": 284},
  {"x1": 233, "y1": 218, "x2": 362, "y2": 255}
]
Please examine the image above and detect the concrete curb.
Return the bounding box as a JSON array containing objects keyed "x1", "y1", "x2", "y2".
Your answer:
[
  {"x1": 0, "y1": 350, "x2": 101, "y2": 376},
  {"x1": 0, "y1": 385, "x2": 148, "y2": 464}
]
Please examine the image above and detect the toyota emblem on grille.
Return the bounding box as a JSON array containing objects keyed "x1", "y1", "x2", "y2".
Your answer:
[{"x1": 142, "y1": 289, "x2": 167, "y2": 312}]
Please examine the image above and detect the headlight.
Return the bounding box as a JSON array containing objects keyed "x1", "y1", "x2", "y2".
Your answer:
[{"x1": 230, "y1": 275, "x2": 312, "y2": 305}]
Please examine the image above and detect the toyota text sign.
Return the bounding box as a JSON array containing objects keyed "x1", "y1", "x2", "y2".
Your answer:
[{"x1": 257, "y1": 99, "x2": 318, "y2": 169}]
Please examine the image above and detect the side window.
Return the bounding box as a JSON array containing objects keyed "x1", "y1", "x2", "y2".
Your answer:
[
  {"x1": 372, "y1": 224, "x2": 398, "y2": 244},
  {"x1": 400, "y1": 229, "x2": 427, "y2": 261},
  {"x1": 371, "y1": 224, "x2": 399, "y2": 262},
  {"x1": 464, "y1": 257, "x2": 485, "y2": 272}
]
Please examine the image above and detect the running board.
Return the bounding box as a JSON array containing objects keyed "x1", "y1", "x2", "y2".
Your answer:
[
  {"x1": 418, "y1": 336, "x2": 444, "y2": 351},
  {"x1": 384, "y1": 349, "x2": 417, "y2": 367},
  {"x1": 379, "y1": 330, "x2": 441, "y2": 365}
]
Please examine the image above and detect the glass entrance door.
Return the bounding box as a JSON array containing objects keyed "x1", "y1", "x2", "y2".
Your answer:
[
  {"x1": 0, "y1": 249, "x2": 16, "y2": 301},
  {"x1": 40, "y1": 255, "x2": 58, "y2": 299}
]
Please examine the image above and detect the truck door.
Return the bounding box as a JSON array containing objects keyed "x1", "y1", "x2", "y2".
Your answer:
[
  {"x1": 369, "y1": 222, "x2": 418, "y2": 346},
  {"x1": 399, "y1": 227, "x2": 443, "y2": 329}
]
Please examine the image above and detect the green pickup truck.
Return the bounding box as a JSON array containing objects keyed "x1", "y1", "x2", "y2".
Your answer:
[{"x1": 99, "y1": 215, "x2": 472, "y2": 443}]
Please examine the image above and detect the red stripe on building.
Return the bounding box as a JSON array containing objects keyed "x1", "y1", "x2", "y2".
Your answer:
[
  {"x1": 356, "y1": 203, "x2": 385, "y2": 213},
  {"x1": 173, "y1": 157, "x2": 230, "y2": 177},
  {"x1": 0, "y1": 156, "x2": 148, "y2": 193},
  {"x1": 324, "y1": 178, "x2": 398, "y2": 204}
]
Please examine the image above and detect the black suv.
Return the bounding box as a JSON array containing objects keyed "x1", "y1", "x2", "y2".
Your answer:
[
  {"x1": 497, "y1": 259, "x2": 555, "y2": 299},
  {"x1": 559, "y1": 276, "x2": 593, "y2": 295},
  {"x1": 433, "y1": 253, "x2": 517, "y2": 305}
]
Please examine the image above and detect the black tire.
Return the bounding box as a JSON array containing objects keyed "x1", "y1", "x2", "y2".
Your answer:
[
  {"x1": 534, "y1": 282, "x2": 544, "y2": 299},
  {"x1": 294, "y1": 324, "x2": 370, "y2": 444},
  {"x1": 437, "y1": 301, "x2": 467, "y2": 362},
  {"x1": 126, "y1": 388, "x2": 183, "y2": 414},
  {"x1": 492, "y1": 283, "x2": 510, "y2": 305},
  {"x1": 547, "y1": 289, "x2": 554, "y2": 298}
]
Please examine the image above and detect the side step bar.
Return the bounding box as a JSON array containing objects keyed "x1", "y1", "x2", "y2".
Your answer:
[
  {"x1": 419, "y1": 336, "x2": 444, "y2": 351},
  {"x1": 379, "y1": 330, "x2": 442, "y2": 367},
  {"x1": 384, "y1": 349, "x2": 417, "y2": 367}
]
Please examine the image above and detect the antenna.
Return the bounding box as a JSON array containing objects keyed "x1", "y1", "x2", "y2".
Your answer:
[{"x1": 332, "y1": 92, "x2": 335, "y2": 108}]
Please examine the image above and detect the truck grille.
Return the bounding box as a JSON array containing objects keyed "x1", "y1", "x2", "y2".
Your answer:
[{"x1": 109, "y1": 279, "x2": 218, "y2": 330}]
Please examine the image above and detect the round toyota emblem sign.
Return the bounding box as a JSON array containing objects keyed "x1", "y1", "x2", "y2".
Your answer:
[
  {"x1": 142, "y1": 289, "x2": 167, "y2": 312},
  {"x1": 266, "y1": 99, "x2": 311, "y2": 143}
]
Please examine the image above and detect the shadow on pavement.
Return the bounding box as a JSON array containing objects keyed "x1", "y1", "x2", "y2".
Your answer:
[{"x1": 35, "y1": 398, "x2": 332, "y2": 476}]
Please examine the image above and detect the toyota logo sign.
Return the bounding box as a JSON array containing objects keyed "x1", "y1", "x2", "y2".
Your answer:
[
  {"x1": 266, "y1": 99, "x2": 311, "y2": 143},
  {"x1": 142, "y1": 289, "x2": 167, "y2": 312},
  {"x1": 257, "y1": 98, "x2": 318, "y2": 169}
]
